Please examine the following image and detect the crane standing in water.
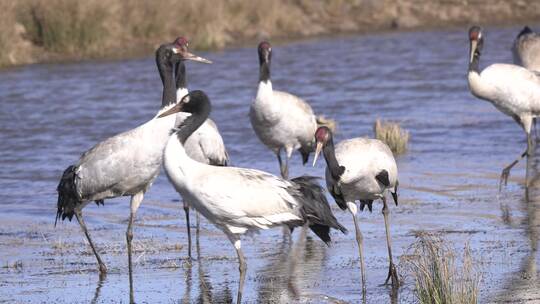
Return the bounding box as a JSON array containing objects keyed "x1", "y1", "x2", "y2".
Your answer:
[
  {"x1": 160, "y1": 90, "x2": 347, "y2": 303},
  {"x1": 513, "y1": 26, "x2": 540, "y2": 136},
  {"x1": 312, "y1": 126, "x2": 400, "y2": 294},
  {"x1": 55, "y1": 40, "x2": 211, "y2": 303},
  {"x1": 467, "y1": 26, "x2": 540, "y2": 190},
  {"x1": 171, "y1": 37, "x2": 229, "y2": 259},
  {"x1": 250, "y1": 41, "x2": 335, "y2": 180}
]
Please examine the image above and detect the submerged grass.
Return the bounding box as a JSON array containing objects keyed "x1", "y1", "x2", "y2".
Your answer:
[
  {"x1": 402, "y1": 232, "x2": 481, "y2": 304},
  {"x1": 3, "y1": 260, "x2": 23, "y2": 270},
  {"x1": 374, "y1": 119, "x2": 409, "y2": 155}
]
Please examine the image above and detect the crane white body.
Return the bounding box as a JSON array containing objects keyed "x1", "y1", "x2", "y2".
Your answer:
[
  {"x1": 164, "y1": 138, "x2": 304, "y2": 235},
  {"x1": 468, "y1": 26, "x2": 540, "y2": 189},
  {"x1": 250, "y1": 81, "x2": 317, "y2": 158},
  {"x1": 468, "y1": 63, "x2": 540, "y2": 130},
  {"x1": 326, "y1": 138, "x2": 398, "y2": 202}
]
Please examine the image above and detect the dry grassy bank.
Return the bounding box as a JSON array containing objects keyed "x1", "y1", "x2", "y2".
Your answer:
[{"x1": 0, "y1": 0, "x2": 539, "y2": 67}]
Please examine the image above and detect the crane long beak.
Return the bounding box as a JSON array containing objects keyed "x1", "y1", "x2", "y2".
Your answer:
[
  {"x1": 312, "y1": 142, "x2": 323, "y2": 167},
  {"x1": 158, "y1": 102, "x2": 184, "y2": 118},
  {"x1": 469, "y1": 40, "x2": 477, "y2": 64},
  {"x1": 171, "y1": 48, "x2": 212, "y2": 64},
  {"x1": 184, "y1": 51, "x2": 212, "y2": 64}
]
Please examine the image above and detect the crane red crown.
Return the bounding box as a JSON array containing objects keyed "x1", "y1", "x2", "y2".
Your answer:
[
  {"x1": 174, "y1": 37, "x2": 189, "y2": 48},
  {"x1": 315, "y1": 127, "x2": 330, "y2": 142}
]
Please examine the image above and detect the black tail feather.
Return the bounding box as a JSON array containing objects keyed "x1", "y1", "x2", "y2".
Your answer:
[
  {"x1": 329, "y1": 183, "x2": 347, "y2": 210},
  {"x1": 290, "y1": 176, "x2": 348, "y2": 245},
  {"x1": 392, "y1": 181, "x2": 399, "y2": 206},
  {"x1": 309, "y1": 224, "x2": 331, "y2": 245},
  {"x1": 56, "y1": 165, "x2": 81, "y2": 226},
  {"x1": 360, "y1": 200, "x2": 373, "y2": 212},
  {"x1": 299, "y1": 146, "x2": 310, "y2": 165}
]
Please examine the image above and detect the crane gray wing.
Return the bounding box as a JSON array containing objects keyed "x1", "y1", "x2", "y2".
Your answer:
[{"x1": 76, "y1": 127, "x2": 161, "y2": 200}]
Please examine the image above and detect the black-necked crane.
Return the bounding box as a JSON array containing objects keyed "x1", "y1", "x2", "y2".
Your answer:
[
  {"x1": 312, "y1": 126, "x2": 400, "y2": 294},
  {"x1": 513, "y1": 26, "x2": 540, "y2": 72},
  {"x1": 55, "y1": 41, "x2": 211, "y2": 303},
  {"x1": 171, "y1": 37, "x2": 229, "y2": 259},
  {"x1": 467, "y1": 26, "x2": 540, "y2": 190},
  {"x1": 249, "y1": 41, "x2": 334, "y2": 180},
  {"x1": 159, "y1": 90, "x2": 347, "y2": 303}
]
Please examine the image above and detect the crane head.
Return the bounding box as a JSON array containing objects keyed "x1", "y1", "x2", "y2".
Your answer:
[
  {"x1": 312, "y1": 126, "x2": 332, "y2": 167},
  {"x1": 258, "y1": 41, "x2": 272, "y2": 64},
  {"x1": 468, "y1": 26, "x2": 484, "y2": 63}
]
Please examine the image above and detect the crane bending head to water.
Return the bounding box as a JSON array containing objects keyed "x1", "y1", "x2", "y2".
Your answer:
[
  {"x1": 56, "y1": 40, "x2": 211, "y2": 302},
  {"x1": 160, "y1": 90, "x2": 347, "y2": 303},
  {"x1": 250, "y1": 41, "x2": 335, "y2": 179},
  {"x1": 312, "y1": 126, "x2": 400, "y2": 294},
  {"x1": 467, "y1": 26, "x2": 540, "y2": 190}
]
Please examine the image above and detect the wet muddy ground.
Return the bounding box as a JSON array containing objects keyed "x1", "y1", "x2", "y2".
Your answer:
[{"x1": 1, "y1": 25, "x2": 540, "y2": 303}]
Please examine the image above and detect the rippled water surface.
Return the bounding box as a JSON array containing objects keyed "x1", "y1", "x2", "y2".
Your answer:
[{"x1": 1, "y1": 25, "x2": 539, "y2": 303}]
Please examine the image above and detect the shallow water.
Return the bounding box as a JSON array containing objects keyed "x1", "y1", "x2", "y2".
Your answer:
[{"x1": 1, "y1": 25, "x2": 539, "y2": 303}]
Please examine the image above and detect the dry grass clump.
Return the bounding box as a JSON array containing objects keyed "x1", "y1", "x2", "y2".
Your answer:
[
  {"x1": 18, "y1": 0, "x2": 107, "y2": 54},
  {"x1": 0, "y1": 1, "x2": 22, "y2": 67},
  {"x1": 316, "y1": 115, "x2": 337, "y2": 133},
  {"x1": 374, "y1": 119, "x2": 409, "y2": 155},
  {"x1": 402, "y1": 232, "x2": 481, "y2": 304}
]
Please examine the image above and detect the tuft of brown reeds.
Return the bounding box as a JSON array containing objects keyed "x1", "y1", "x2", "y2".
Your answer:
[
  {"x1": 402, "y1": 232, "x2": 481, "y2": 304},
  {"x1": 373, "y1": 119, "x2": 409, "y2": 155},
  {"x1": 316, "y1": 115, "x2": 337, "y2": 133},
  {"x1": 19, "y1": 0, "x2": 107, "y2": 54}
]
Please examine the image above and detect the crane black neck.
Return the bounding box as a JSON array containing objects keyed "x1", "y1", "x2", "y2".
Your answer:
[
  {"x1": 469, "y1": 53, "x2": 480, "y2": 73},
  {"x1": 259, "y1": 61, "x2": 271, "y2": 83},
  {"x1": 156, "y1": 47, "x2": 177, "y2": 109},
  {"x1": 175, "y1": 92, "x2": 211, "y2": 144},
  {"x1": 322, "y1": 138, "x2": 344, "y2": 181},
  {"x1": 468, "y1": 40, "x2": 482, "y2": 73},
  {"x1": 175, "y1": 62, "x2": 187, "y2": 93}
]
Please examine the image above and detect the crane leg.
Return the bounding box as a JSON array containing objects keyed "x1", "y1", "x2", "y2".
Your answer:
[
  {"x1": 533, "y1": 118, "x2": 539, "y2": 141},
  {"x1": 277, "y1": 148, "x2": 292, "y2": 241},
  {"x1": 533, "y1": 117, "x2": 538, "y2": 139},
  {"x1": 195, "y1": 211, "x2": 201, "y2": 251},
  {"x1": 227, "y1": 235, "x2": 246, "y2": 304},
  {"x1": 527, "y1": 132, "x2": 534, "y2": 157},
  {"x1": 126, "y1": 192, "x2": 144, "y2": 304},
  {"x1": 348, "y1": 202, "x2": 367, "y2": 297},
  {"x1": 196, "y1": 210, "x2": 200, "y2": 234},
  {"x1": 500, "y1": 147, "x2": 528, "y2": 191},
  {"x1": 183, "y1": 199, "x2": 192, "y2": 260},
  {"x1": 75, "y1": 210, "x2": 107, "y2": 274},
  {"x1": 276, "y1": 149, "x2": 289, "y2": 180},
  {"x1": 382, "y1": 197, "x2": 399, "y2": 288},
  {"x1": 527, "y1": 132, "x2": 534, "y2": 188}
]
